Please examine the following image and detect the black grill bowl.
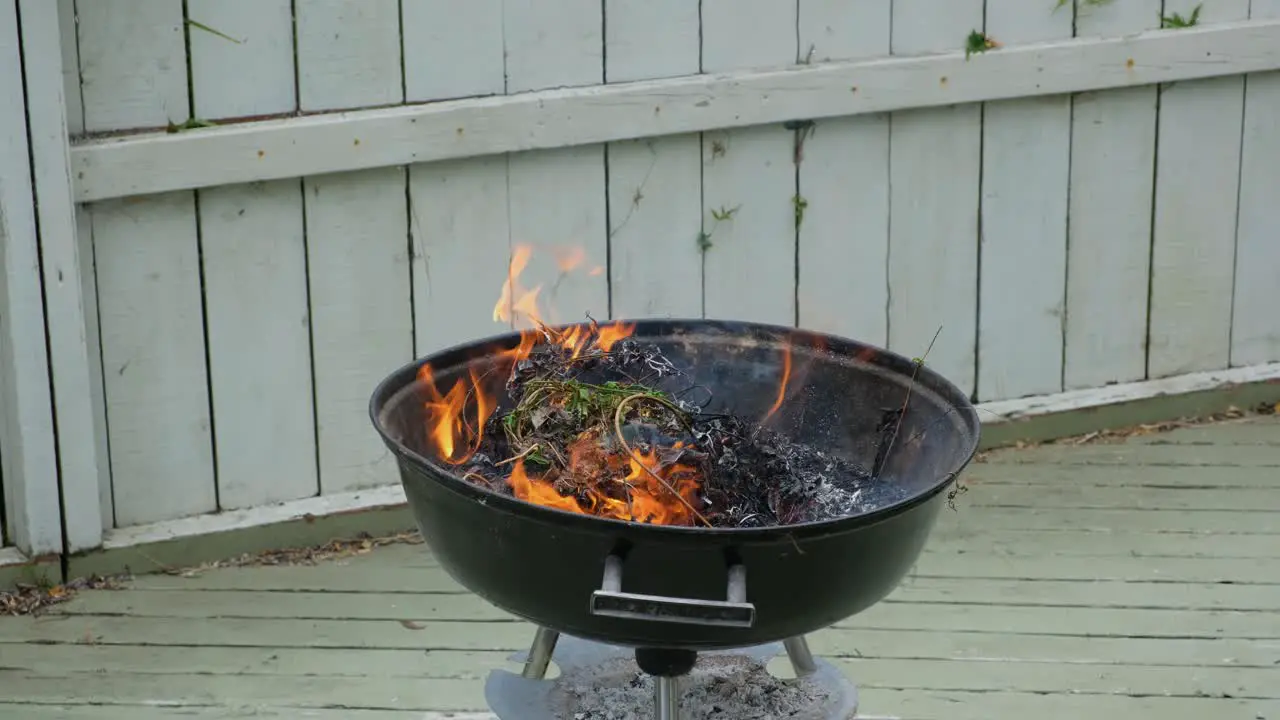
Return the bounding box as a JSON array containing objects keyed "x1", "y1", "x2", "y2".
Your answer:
[{"x1": 370, "y1": 319, "x2": 980, "y2": 650}]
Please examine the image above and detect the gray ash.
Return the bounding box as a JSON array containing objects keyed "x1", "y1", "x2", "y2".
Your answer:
[
  {"x1": 457, "y1": 326, "x2": 895, "y2": 528},
  {"x1": 550, "y1": 654, "x2": 849, "y2": 720}
]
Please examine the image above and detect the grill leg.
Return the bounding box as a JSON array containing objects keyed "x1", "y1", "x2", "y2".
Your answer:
[
  {"x1": 655, "y1": 676, "x2": 681, "y2": 720},
  {"x1": 520, "y1": 627, "x2": 559, "y2": 680},
  {"x1": 783, "y1": 636, "x2": 818, "y2": 678}
]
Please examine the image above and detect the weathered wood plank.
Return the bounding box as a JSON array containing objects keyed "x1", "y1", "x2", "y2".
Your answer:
[
  {"x1": 404, "y1": 4, "x2": 510, "y2": 354},
  {"x1": 200, "y1": 181, "x2": 318, "y2": 508},
  {"x1": 296, "y1": 0, "x2": 402, "y2": 112},
  {"x1": 1064, "y1": 0, "x2": 1161, "y2": 390},
  {"x1": 795, "y1": 0, "x2": 891, "y2": 343},
  {"x1": 1148, "y1": 0, "x2": 1251, "y2": 378},
  {"x1": 193, "y1": 2, "x2": 316, "y2": 511},
  {"x1": 700, "y1": 0, "x2": 797, "y2": 327},
  {"x1": 70, "y1": 20, "x2": 1280, "y2": 203},
  {"x1": 92, "y1": 193, "x2": 216, "y2": 525},
  {"x1": 402, "y1": 0, "x2": 504, "y2": 102},
  {"x1": 503, "y1": 1, "x2": 608, "y2": 328},
  {"x1": 1232, "y1": 1, "x2": 1280, "y2": 366},
  {"x1": 75, "y1": 0, "x2": 188, "y2": 132},
  {"x1": 981, "y1": 439, "x2": 1280, "y2": 467},
  {"x1": 888, "y1": 0, "x2": 983, "y2": 396},
  {"x1": 297, "y1": 3, "x2": 411, "y2": 495},
  {"x1": 977, "y1": 0, "x2": 1072, "y2": 401},
  {"x1": 0, "y1": 1, "x2": 62, "y2": 554},
  {"x1": 188, "y1": 0, "x2": 295, "y2": 120},
  {"x1": 605, "y1": 1, "x2": 703, "y2": 319}
]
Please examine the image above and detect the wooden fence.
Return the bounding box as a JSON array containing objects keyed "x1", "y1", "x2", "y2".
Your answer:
[{"x1": 1, "y1": 0, "x2": 1278, "y2": 564}]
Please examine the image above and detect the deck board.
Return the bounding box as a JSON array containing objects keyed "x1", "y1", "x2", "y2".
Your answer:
[{"x1": 2, "y1": 415, "x2": 1278, "y2": 719}]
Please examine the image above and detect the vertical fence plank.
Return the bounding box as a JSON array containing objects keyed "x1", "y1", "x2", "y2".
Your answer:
[
  {"x1": 605, "y1": 0, "x2": 703, "y2": 319},
  {"x1": 404, "y1": 2, "x2": 510, "y2": 354},
  {"x1": 796, "y1": 0, "x2": 891, "y2": 344},
  {"x1": 700, "y1": 0, "x2": 797, "y2": 326},
  {"x1": 297, "y1": 1, "x2": 411, "y2": 494},
  {"x1": 1148, "y1": 0, "x2": 1249, "y2": 378},
  {"x1": 78, "y1": 0, "x2": 217, "y2": 527},
  {"x1": 189, "y1": 0, "x2": 295, "y2": 121},
  {"x1": 0, "y1": 3, "x2": 61, "y2": 555},
  {"x1": 402, "y1": 0, "x2": 504, "y2": 102},
  {"x1": 888, "y1": 0, "x2": 983, "y2": 397},
  {"x1": 504, "y1": 0, "x2": 609, "y2": 326},
  {"x1": 191, "y1": 0, "x2": 317, "y2": 510},
  {"x1": 1063, "y1": 1, "x2": 1161, "y2": 390},
  {"x1": 976, "y1": 1, "x2": 1072, "y2": 401},
  {"x1": 1232, "y1": 0, "x2": 1280, "y2": 367},
  {"x1": 19, "y1": 0, "x2": 105, "y2": 550},
  {"x1": 296, "y1": 0, "x2": 402, "y2": 113},
  {"x1": 58, "y1": 0, "x2": 115, "y2": 533}
]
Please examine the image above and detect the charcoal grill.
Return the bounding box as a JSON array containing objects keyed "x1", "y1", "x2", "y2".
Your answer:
[{"x1": 370, "y1": 319, "x2": 981, "y2": 719}]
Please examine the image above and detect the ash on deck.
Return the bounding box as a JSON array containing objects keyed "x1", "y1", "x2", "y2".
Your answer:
[{"x1": 2, "y1": 415, "x2": 1279, "y2": 719}]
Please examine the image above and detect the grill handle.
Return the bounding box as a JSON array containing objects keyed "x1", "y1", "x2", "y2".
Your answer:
[{"x1": 589, "y1": 553, "x2": 756, "y2": 628}]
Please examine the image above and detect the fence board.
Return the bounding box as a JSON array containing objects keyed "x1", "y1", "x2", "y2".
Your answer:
[
  {"x1": 887, "y1": 0, "x2": 983, "y2": 397},
  {"x1": 404, "y1": 2, "x2": 510, "y2": 355},
  {"x1": 1232, "y1": 0, "x2": 1280, "y2": 366},
  {"x1": 1148, "y1": 0, "x2": 1249, "y2": 378},
  {"x1": 297, "y1": 3, "x2": 410, "y2": 495},
  {"x1": 403, "y1": 0, "x2": 503, "y2": 103},
  {"x1": 795, "y1": 1, "x2": 890, "y2": 344},
  {"x1": 78, "y1": 1, "x2": 217, "y2": 528},
  {"x1": 1064, "y1": 0, "x2": 1161, "y2": 390},
  {"x1": 605, "y1": 1, "x2": 703, "y2": 319},
  {"x1": 296, "y1": 0, "x2": 402, "y2": 113},
  {"x1": 503, "y1": 1, "x2": 608, "y2": 327},
  {"x1": 93, "y1": 192, "x2": 217, "y2": 526},
  {"x1": 977, "y1": 1, "x2": 1072, "y2": 402},
  {"x1": 193, "y1": 1, "x2": 315, "y2": 512},
  {"x1": 700, "y1": 0, "x2": 797, "y2": 327},
  {"x1": 189, "y1": 0, "x2": 295, "y2": 121}
]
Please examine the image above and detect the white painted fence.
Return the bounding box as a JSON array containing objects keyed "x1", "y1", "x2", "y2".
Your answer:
[{"x1": 0, "y1": 0, "x2": 1278, "y2": 564}]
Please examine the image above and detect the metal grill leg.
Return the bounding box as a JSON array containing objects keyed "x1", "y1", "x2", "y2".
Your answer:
[
  {"x1": 655, "y1": 676, "x2": 681, "y2": 720},
  {"x1": 783, "y1": 636, "x2": 818, "y2": 678},
  {"x1": 520, "y1": 626, "x2": 560, "y2": 680}
]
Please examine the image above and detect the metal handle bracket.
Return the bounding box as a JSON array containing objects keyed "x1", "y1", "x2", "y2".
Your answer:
[{"x1": 589, "y1": 554, "x2": 756, "y2": 628}]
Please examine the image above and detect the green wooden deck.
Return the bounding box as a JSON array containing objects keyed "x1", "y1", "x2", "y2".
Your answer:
[{"x1": 2, "y1": 415, "x2": 1278, "y2": 719}]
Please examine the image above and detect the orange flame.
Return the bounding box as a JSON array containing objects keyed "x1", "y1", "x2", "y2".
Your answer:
[{"x1": 416, "y1": 244, "x2": 800, "y2": 525}]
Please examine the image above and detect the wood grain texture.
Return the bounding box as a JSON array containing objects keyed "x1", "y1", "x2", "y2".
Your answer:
[
  {"x1": 410, "y1": 156, "x2": 512, "y2": 352},
  {"x1": 402, "y1": 0, "x2": 504, "y2": 102},
  {"x1": 76, "y1": 0, "x2": 215, "y2": 528},
  {"x1": 304, "y1": 170, "x2": 412, "y2": 494},
  {"x1": 977, "y1": 0, "x2": 1073, "y2": 401},
  {"x1": 193, "y1": 0, "x2": 315, "y2": 512},
  {"x1": 795, "y1": 0, "x2": 891, "y2": 343},
  {"x1": 200, "y1": 181, "x2": 317, "y2": 508},
  {"x1": 888, "y1": 0, "x2": 984, "y2": 397},
  {"x1": 503, "y1": 0, "x2": 608, "y2": 327},
  {"x1": 1232, "y1": 0, "x2": 1280, "y2": 366},
  {"x1": 17, "y1": 0, "x2": 105, "y2": 550},
  {"x1": 700, "y1": 0, "x2": 797, "y2": 326},
  {"x1": 605, "y1": 1, "x2": 702, "y2": 319},
  {"x1": 1063, "y1": 0, "x2": 1162, "y2": 390},
  {"x1": 92, "y1": 193, "x2": 216, "y2": 526},
  {"x1": 75, "y1": 0, "x2": 187, "y2": 132},
  {"x1": 1147, "y1": 0, "x2": 1249, "y2": 378},
  {"x1": 296, "y1": 0, "x2": 402, "y2": 113},
  {"x1": 69, "y1": 21, "x2": 1280, "y2": 203},
  {"x1": 404, "y1": 2, "x2": 511, "y2": 354},
  {"x1": 188, "y1": 0, "x2": 295, "y2": 120},
  {"x1": 297, "y1": 1, "x2": 410, "y2": 495}
]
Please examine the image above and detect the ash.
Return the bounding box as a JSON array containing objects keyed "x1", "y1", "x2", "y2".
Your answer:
[{"x1": 552, "y1": 654, "x2": 846, "y2": 720}]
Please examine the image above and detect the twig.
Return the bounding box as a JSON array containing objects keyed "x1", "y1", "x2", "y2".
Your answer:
[
  {"x1": 878, "y1": 326, "x2": 942, "y2": 477},
  {"x1": 496, "y1": 444, "x2": 541, "y2": 466},
  {"x1": 613, "y1": 393, "x2": 713, "y2": 527}
]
